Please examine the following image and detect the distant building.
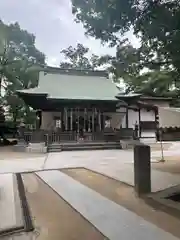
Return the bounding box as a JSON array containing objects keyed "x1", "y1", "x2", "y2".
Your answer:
[{"x1": 17, "y1": 67, "x2": 173, "y2": 143}]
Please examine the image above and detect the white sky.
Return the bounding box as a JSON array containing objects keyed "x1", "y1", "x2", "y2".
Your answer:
[{"x1": 0, "y1": 0, "x2": 140, "y2": 66}]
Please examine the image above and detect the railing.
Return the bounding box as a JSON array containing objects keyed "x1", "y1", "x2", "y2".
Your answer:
[
  {"x1": 23, "y1": 130, "x2": 47, "y2": 143},
  {"x1": 48, "y1": 131, "x2": 77, "y2": 144},
  {"x1": 20, "y1": 128, "x2": 134, "y2": 145}
]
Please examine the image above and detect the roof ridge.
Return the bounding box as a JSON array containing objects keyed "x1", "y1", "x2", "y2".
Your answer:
[{"x1": 42, "y1": 66, "x2": 108, "y2": 77}]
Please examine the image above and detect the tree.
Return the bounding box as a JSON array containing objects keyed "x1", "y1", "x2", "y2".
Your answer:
[
  {"x1": 71, "y1": 0, "x2": 180, "y2": 73},
  {"x1": 60, "y1": 43, "x2": 99, "y2": 70},
  {"x1": 4, "y1": 61, "x2": 42, "y2": 127},
  {"x1": 0, "y1": 20, "x2": 45, "y2": 95},
  {"x1": 98, "y1": 39, "x2": 142, "y2": 83},
  {"x1": 0, "y1": 20, "x2": 45, "y2": 127}
]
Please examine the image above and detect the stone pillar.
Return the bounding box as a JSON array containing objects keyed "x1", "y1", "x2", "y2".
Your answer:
[{"x1": 134, "y1": 144, "x2": 151, "y2": 196}]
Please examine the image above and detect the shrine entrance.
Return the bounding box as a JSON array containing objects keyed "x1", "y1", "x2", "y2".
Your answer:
[{"x1": 53, "y1": 107, "x2": 112, "y2": 142}]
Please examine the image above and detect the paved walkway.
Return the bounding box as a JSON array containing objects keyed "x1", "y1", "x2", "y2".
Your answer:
[
  {"x1": 37, "y1": 170, "x2": 179, "y2": 240},
  {"x1": 0, "y1": 174, "x2": 23, "y2": 231},
  {"x1": 88, "y1": 162, "x2": 180, "y2": 192},
  {"x1": 0, "y1": 150, "x2": 180, "y2": 192}
]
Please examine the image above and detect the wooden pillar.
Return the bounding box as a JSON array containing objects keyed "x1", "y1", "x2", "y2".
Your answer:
[
  {"x1": 84, "y1": 108, "x2": 86, "y2": 131},
  {"x1": 77, "y1": 108, "x2": 80, "y2": 133},
  {"x1": 61, "y1": 109, "x2": 64, "y2": 131},
  {"x1": 92, "y1": 108, "x2": 95, "y2": 132},
  {"x1": 99, "y1": 109, "x2": 102, "y2": 131},
  {"x1": 36, "y1": 111, "x2": 42, "y2": 129},
  {"x1": 126, "y1": 106, "x2": 129, "y2": 128},
  {"x1": 88, "y1": 109, "x2": 91, "y2": 132},
  {"x1": 70, "y1": 108, "x2": 73, "y2": 131},
  {"x1": 138, "y1": 108, "x2": 141, "y2": 138},
  {"x1": 65, "y1": 108, "x2": 68, "y2": 131}
]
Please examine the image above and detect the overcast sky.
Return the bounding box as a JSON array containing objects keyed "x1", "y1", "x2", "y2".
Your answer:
[{"x1": 0, "y1": 0, "x2": 140, "y2": 66}]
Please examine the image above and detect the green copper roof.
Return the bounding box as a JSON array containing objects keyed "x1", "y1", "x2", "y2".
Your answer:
[{"x1": 18, "y1": 70, "x2": 120, "y2": 101}]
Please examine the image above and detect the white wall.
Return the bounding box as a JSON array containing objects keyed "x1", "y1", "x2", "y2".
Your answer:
[
  {"x1": 116, "y1": 108, "x2": 126, "y2": 128},
  {"x1": 159, "y1": 108, "x2": 180, "y2": 127},
  {"x1": 140, "y1": 109, "x2": 155, "y2": 122},
  {"x1": 115, "y1": 108, "x2": 156, "y2": 129},
  {"x1": 128, "y1": 109, "x2": 139, "y2": 129},
  {"x1": 143, "y1": 100, "x2": 170, "y2": 108}
]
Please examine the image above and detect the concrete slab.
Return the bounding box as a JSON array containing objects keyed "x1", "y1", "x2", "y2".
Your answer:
[
  {"x1": 88, "y1": 162, "x2": 180, "y2": 192},
  {"x1": 0, "y1": 174, "x2": 23, "y2": 231},
  {"x1": 0, "y1": 149, "x2": 180, "y2": 194},
  {"x1": 37, "y1": 170, "x2": 179, "y2": 240}
]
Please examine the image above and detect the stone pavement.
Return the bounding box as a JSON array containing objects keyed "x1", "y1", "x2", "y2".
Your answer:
[
  {"x1": 88, "y1": 162, "x2": 180, "y2": 192},
  {"x1": 0, "y1": 174, "x2": 23, "y2": 231},
  {"x1": 37, "y1": 170, "x2": 179, "y2": 240},
  {"x1": 0, "y1": 150, "x2": 180, "y2": 192}
]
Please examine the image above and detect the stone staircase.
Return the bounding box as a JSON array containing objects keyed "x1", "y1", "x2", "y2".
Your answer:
[{"x1": 47, "y1": 141, "x2": 122, "y2": 152}]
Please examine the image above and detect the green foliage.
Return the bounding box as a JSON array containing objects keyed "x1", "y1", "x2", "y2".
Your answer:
[
  {"x1": 0, "y1": 20, "x2": 45, "y2": 125},
  {"x1": 71, "y1": 0, "x2": 180, "y2": 72},
  {"x1": 60, "y1": 43, "x2": 99, "y2": 70},
  {"x1": 72, "y1": 0, "x2": 136, "y2": 45},
  {"x1": 71, "y1": 0, "x2": 180, "y2": 102}
]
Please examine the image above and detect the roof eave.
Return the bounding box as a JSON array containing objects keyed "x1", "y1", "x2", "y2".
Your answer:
[{"x1": 16, "y1": 90, "x2": 48, "y2": 97}]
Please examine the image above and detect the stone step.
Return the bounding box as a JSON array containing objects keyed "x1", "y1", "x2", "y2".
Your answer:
[
  {"x1": 140, "y1": 138, "x2": 157, "y2": 144},
  {"x1": 48, "y1": 142, "x2": 122, "y2": 152}
]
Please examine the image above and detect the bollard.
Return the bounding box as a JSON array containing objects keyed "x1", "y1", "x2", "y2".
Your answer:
[{"x1": 134, "y1": 144, "x2": 151, "y2": 196}]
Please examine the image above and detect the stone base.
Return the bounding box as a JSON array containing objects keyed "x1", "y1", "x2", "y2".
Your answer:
[
  {"x1": 140, "y1": 138, "x2": 156, "y2": 144},
  {"x1": 13, "y1": 139, "x2": 27, "y2": 152},
  {"x1": 26, "y1": 142, "x2": 47, "y2": 153},
  {"x1": 120, "y1": 139, "x2": 140, "y2": 149}
]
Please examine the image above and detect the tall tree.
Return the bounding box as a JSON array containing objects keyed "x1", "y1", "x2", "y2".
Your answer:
[
  {"x1": 0, "y1": 20, "x2": 45, "y2": 127},
  {"x1": 0, "y1": 20, "x2": 45, "y2": 95},
  {"x1": 71, "y1": 0, "x2": 180, "y2": 73},
  {"x1": 98, "y1": 39, "x2": 142, "y2": 83},
  {"x1": 60, "y1": 43, "x2": 99, "y2": 70}
]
